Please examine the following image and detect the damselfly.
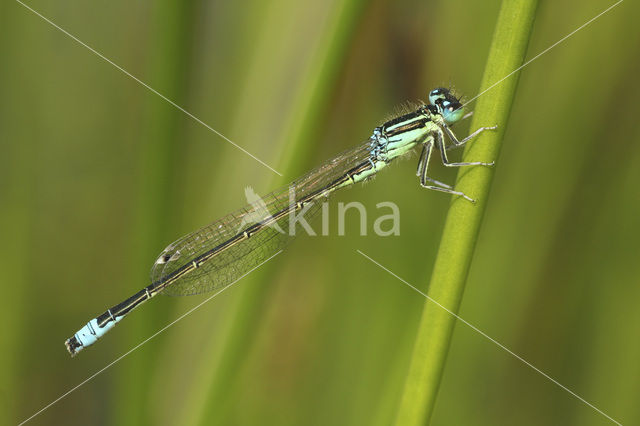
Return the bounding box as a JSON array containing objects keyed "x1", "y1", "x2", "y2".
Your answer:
[{"x1": 65, "y1": 87, "x2": 496, "y2": 356}]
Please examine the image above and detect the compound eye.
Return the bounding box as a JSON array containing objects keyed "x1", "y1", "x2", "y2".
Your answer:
[
  {"x1": 441, "y1": 101, "x2": 464, "y2": 124},
  {"x1": 428, "y1": 87, "x2": 448, "y2": 105}
]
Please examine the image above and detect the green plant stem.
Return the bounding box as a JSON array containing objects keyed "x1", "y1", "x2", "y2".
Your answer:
[
  {"x1": 112, "y1": 3, "x2": 197, "y2": 425},
  {"x1": 394, "y1": 1, "x2": 539, "y2": 425},
  {"x1": 189, "y1": 2, "x2": 367, "y2": 425}
]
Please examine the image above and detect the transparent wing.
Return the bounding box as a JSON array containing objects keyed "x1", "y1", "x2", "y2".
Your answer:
[{"x1": 150, "y1": 141, "x2": 374, "y2": 296}]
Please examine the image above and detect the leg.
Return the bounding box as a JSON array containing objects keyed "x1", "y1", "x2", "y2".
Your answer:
[
  {"x1": 436, "y1": 131, "x2": 494, "y2": 167},
  {"x1": 416, "y1": 144, "x2": 427, "y2": 177},
  {"x1": 421, "y1": 184, "x2": 476, "y2": 203},
  {"x1": 417, "y1": 141, "x2": 473, "y2": 202},
  {"x1": 444, "y1": 123, "x2": 498, "y2": 151},
  {"x1": 417, "y1": 142, "x2": 453, "y2": 189}
]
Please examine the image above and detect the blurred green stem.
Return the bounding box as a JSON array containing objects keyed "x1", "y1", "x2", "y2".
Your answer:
[
  {"x1": 394, "y1": 1, "x2": 539, "y2": 425},
  {"x1": 191, "y1": 2, "x2": 366, "y2": 424},
  {"x1": 113, "y1": 2, "x2": 196, "y2": 425}
]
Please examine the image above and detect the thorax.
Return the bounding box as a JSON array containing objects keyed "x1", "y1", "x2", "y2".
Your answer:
[{"x1": 374, "y1": 107, "x2": 440, "y2": 161}]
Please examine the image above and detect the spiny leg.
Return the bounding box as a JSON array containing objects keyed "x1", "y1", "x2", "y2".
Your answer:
[
  {"x1": 444, "y1": 123, "x2": 498, "y2": 151},
  {"x1": 416, "y1": 141, "x2": 451, "y2": 189},
  {"x1": 417, "y1": 141, "x2": 473, "y2": 201},
  {"x1": 416, "y1": 144, "x2": 427, "y2": 178},
  {"x1": 422, "y1": 184, "x2": 475, "y2": 203},
  {"x1": 417, "y1": 141, "x2": 453, "y2": 189},
  {"x1": 436, "y1": 131, "x2": 494, "y2": 167}
]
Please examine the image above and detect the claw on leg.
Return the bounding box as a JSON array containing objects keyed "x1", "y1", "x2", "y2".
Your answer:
[{"x1": 420, "y1": 183, "x2": 476, "y2": 203}]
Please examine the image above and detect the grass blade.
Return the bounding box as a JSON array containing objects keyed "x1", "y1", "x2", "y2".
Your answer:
[{"x1": 394, "y1": 1, "x2": 540, "y2": 424}]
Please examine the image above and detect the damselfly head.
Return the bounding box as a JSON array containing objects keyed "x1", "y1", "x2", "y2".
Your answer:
[
  {"x1": 428, "y1": 87, "x2": 464, "y2": 124},
  {"x1": 428, "y1": 87, "x2": 448, "y2": 105}
]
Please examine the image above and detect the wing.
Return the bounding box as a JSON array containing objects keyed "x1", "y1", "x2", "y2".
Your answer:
[{"x1": 150, "y1": 141, "x2": 374, "y2": 296}]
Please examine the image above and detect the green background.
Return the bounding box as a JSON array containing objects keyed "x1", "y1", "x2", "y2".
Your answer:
[{"x1": 2, "y1": 0, "x2": 638, "y2": 425}]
